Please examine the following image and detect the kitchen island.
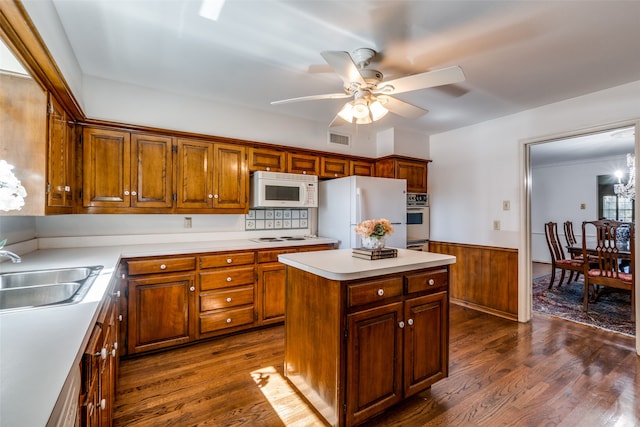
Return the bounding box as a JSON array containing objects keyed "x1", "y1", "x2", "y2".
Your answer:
[{"x1": 278, "y1": 248, "x2": 456, "y2": 427}]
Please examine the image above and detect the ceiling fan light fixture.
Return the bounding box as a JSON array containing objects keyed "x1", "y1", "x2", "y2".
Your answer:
[
  {"x1": 369, "y1": 99, "x2": 388, "y2": 121},
  {"x1": 351, "y1": 99, "x2": 370, "y2": 119}
]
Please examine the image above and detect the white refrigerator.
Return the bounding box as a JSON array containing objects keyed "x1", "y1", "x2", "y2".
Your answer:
[{"x1": 318, "y1": 176, "x2": 407, "y2": 249}]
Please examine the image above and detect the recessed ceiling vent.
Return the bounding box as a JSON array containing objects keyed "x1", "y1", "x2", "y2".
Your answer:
[{"x1": 328, "y1": 131, "x2": 351, "y2": 147}]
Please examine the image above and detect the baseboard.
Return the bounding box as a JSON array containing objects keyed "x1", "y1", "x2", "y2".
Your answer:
[{"x1": 450, "y1": 298, "x2": 518, "y2": 322}]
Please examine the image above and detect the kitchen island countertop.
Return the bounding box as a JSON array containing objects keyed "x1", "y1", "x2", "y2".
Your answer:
[{"x1": 278, "y1": 248, "x2": 456, "y2": 280}]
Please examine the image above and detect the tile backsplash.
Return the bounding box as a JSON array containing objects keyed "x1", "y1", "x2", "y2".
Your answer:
[{"x1": 245, "y1": 208, "x2": 308, "y2": 231}]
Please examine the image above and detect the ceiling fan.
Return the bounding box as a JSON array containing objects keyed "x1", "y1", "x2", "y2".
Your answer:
[{"x1": 271, "y1": 48, "x2": 466, "y2": 127}]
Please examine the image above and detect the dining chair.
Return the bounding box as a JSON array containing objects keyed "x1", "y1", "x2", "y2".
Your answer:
[
  {"x1": 544, "y1": 222, "x2": 584, "y2": 289},
  {"x1": 581, "y1": 220, "x2": 635, "y2": 320}
]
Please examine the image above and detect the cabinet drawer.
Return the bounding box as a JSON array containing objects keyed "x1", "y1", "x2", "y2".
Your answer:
[
  {"x1": 200, "y1": 266, "x2": 255, "y2": 291},
  {"x1": 257, "y1": 248, "x2": 296, "y2": 263},
  {"x1": 405, "y1": 269, "x2": 448, "y2": 294},
  {"x1": 348, "y1": 277, "x2": 403, "y2": 308},
  {"x1": 200, "y1": 252, "x2": 255, "y2": 268},
  {"x1": 200, "y1": 285, "x2": 254, "y2": 312},
  {"x1": 127, "y1": 257, "x2": 196, "y2": 275},
  {"x1": 199, "y1": 306, "x2": 255, "y2": 333}
]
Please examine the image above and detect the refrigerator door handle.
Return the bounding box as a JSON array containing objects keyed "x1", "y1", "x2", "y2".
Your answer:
[{"x1": 356, "y1": 187, "x2": 362, "y2": 223}]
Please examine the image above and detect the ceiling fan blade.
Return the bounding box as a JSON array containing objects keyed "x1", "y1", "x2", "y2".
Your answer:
[
  {"x1": 382, "y1": 96, "x2": 428, "y2": 119},
  {"x1": 320, "y1": 50, "x2": 366, "y2": 88},
  {"x1": 376, "y1": 66, "x2": 465, "y2": 95},
  {"x1": 271, "y1": 93, "x2": 351, "y2": 105}
]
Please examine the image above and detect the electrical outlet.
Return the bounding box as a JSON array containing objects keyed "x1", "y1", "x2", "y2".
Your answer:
[
  {"x1": 502, "y1": 200, "x2": 510, "y2": 211},
  {"x1": 493, "y1": 220, "x2": 500, "y2": 230},
  {"x1": 184, "y1": 217, "x2": 192, "y2": 229},
  {"x1": 580, "y1": 203, "x2": 586, "y2": 210}
]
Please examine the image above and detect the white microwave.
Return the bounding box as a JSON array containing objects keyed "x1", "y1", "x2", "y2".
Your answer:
[{"x1": 250, "y1": 171, "x2": 318, "y2": 208}]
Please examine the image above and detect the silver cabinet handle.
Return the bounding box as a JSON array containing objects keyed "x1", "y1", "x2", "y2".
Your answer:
[
  {"x1": 226, "y1": 277, "x2": 232, "y2": 282},
  {"x1": 226, "y1": 318, "x2": 232, "y2": 323},
  {"x1": 124, "y1": 190, "x2": 130, "y2": 196},
  {"x1": 208, "y1": 194, "x2": 214, "y2": 199},
  {"x1": 214, "y1": 194, "x2": 219, "y2": 199},
  {"x1": 95, "y1": 348, "x2": 107, "y2": 360},
  {"x1": 398, "y1": 321, "x2": 405, "y2": 328},
  {"x1": 407, "y1": 318, "x2": 414, "y2": 326},
  {"x1": 100, "y1": 399, "x2": 106, "y2": 410},
  {"x1": 160, "y1": 264, "x2": 167, "y2": 270},
  {"x1": 377, "y1": 288, "x2": 384, "y2": 296},
  {"x1": 428, "y1": 279, "x2": 435, "y2": 286},
  {"x1": 227, "y1": 258, "x2": 232, "y2": 264},
  {"x1": 189, "y1": 286, "x2": 195, "y2": 292},
  {"x1": 226, "y1": 297, "x2": 232, "y2": 302},
  {"x1": 131, "y1": 191, "x2": 137, "y2": 196},
  {"x1": 113, "y1": 290, "x2": 121, "y2": 298},
  {"x1": 118, "y1": 314, "x2": 123, "y2": 322}
]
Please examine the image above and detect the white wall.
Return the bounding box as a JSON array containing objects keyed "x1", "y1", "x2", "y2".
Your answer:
[{"x1": 531, "y1": 155, "x2": 628, "y2": 263}]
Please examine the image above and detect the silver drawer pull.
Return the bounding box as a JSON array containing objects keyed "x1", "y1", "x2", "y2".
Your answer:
[
  {"x1": 407, "y1": 318, "x2": 414, "y2": 326},
  {"x1": 428, "y1": 279, "x2": 435, "y2": 286},
  {"x1": 226, "y1": 297, "x2": 232, "y2": 302},
  {"x1": 226, "y1": 277, "x2": 232, "y2": 282},
  {"x1": 377, "y1": 288, "x2": 384, "y2": 296},
  {"x1": 226, "y1": 318, "x2": 232, "y2": 323},
  {"x1": 227, "y1": 258, "x2": 232, "y2": 264},
  {"x1": 160, "y1": 264, "x2": 167, "y2": 270},
  {"x1": 189, "y1": 286, "x2": 195, "y2": 292},
  {"x1": 398, "y1": 321, "x2": 405, "y2": 328}
]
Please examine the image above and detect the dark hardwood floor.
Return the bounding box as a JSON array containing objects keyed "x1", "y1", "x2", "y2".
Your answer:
[{"x1": 114, "y1": 305, "x2": 639, "y2": 426}]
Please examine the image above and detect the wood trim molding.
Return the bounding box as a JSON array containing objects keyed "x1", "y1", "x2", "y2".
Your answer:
[
  {"x1": 0, "y1": 0, "x2": 83, "y2": 119},
  {"x1": 429, "y1": 241, "x2": 518, "y2": 319}
]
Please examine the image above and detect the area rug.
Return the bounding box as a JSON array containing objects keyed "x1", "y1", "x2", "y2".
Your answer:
[{"x1": 532, "y1": 274, "x2": 635, "y2": 336}]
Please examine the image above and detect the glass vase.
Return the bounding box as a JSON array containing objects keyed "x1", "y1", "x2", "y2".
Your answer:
[{"x1": 361, "y1": 235, "x2": 386, "y2": 250}]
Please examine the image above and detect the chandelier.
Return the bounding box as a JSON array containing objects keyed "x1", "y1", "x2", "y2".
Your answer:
[{"x1": 614, "y1": 153, "x2": 635, "y2": 200}]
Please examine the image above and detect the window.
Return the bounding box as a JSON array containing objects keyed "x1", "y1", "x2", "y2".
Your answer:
[{"x1": 597, "y1": 175, "x2": 634, "y2": 221}]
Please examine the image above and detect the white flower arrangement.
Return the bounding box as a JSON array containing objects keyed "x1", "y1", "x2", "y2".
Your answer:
[{"x1": 0, "y1": 160, "x2": 27, "y2": 211}]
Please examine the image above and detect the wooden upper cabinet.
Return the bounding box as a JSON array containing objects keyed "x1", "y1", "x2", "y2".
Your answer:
[
  {"x1": 376, "y1": 156, "x2": 429, "y2": 193},
  {"x1": 287, "y1": 152, "x2": 319, "y2": 175},
  {"x1": 320, "y1": 156, "x2": 349, "y2": 179},
  {"x1": 350, "y1": 159, "x2": 374, "y2": 177},
  {"x1": 131, "y1": 133, "x2": 173, "y2": 208},
  {"x1": 248, "y1": 146, "x2": 286, "y2": 172},
  {"x1": 212, "y1": 143, "x2": 247, "y2": 209},
  {"x1": 47, "y1": 96, "x2": 74, "y2": 212},
  {"x1": 82, "y1": 128, "x2": 131, "y2": 208},
  {"x1": 82, "y1": 128, "x2": 173, "y2": 209},
  {"x1": 176, "y1": 139, "x2": 247, "y2": 211},
  {"x1": 176, "y1": 138, "x2": 214, "y2": 209}
]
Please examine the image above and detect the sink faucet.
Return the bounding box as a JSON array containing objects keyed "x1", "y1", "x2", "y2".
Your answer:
[{"x1": 0, "y1": 250, "x2": 21, "y2": 263}]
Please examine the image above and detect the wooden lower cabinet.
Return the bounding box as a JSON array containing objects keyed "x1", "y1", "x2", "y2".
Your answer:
[
  {"x1": 80, "y1": 274, "x2": 120, "y2": 426},
  {"x1": 285, "y1": 266, "x2": 449, "y2": 426},
  {"x1": 127, "y1": 272, "x2": 196, "y2": 354},
  {"x1": 121, "y1": 244, "x2": 336, "y2": 355}
]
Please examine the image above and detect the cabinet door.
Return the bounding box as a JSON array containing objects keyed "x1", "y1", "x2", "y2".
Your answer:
[
  {"x1": 396, "y1": 160, "x2": 428, "y2": 193},
  {"x1": 350, "y1": 160, "x2": 374, "y2": 176},
  {"x1": 47, "y1": 97, "x2": 74, "y2": 210},
  {"x1": 212, "y1": 143, "x2": 247, "y2": 209},
  {"x1": 83, "y1": 128, "x2": 131, "y2": 207},
  {"x1": 403, "y1": 292, "x2": 448, "y2": 397},
  {"x1": 287, "y1": 152, "x2": 319, "y2": 175},
  {"x1": 248, "y1": 146, "x2": 286, "y2": 172},
  {"x1": 257, "y1": 262, "x2": 286, "y2": 324},
  {"x1": 131, "y1": 133, "x2": 173, "y2": 208},
  {"x1": 346, "y1": 302, "x2": 403, "y2": 426},
  {"x1": 320, "y1": 156, "x2": 349, "y2": 178},
  {"x1": 127, "y1": 273, "x2": 195, "y2": 354},
  {"x1": 175, "y1": 138, "x2": 214, "y2": 209}
]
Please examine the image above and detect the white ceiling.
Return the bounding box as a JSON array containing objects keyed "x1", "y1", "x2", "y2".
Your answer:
[{"x1": 48, "y1": 0, "x2": 640, "y2": 137}]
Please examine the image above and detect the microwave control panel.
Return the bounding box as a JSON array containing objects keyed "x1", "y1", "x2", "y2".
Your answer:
[{"x1": 406, "y1": 193, "x2": 429, "y2": 207}]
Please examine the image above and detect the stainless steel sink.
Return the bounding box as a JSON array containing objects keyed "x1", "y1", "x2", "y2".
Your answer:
[{"x1": 0, "y1": 266, "x2": 103, "y2": 311}]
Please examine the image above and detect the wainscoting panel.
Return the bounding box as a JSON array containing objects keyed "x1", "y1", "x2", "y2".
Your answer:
[{"x1": 429, "y1": 241, "x2": 518, "y2": 320}]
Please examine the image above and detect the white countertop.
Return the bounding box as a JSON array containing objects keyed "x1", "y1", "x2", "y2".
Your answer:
[
  {"x1": 278, "y1": 248, "x2": 456, "y2": 280},
  {"x1": 0, "y1": 237, "x2": 335, "y2": 427}
]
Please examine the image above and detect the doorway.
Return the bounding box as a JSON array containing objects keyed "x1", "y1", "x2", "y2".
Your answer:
[{"x1": 527, "y1": 124, "x2": 636, "y2": 335}]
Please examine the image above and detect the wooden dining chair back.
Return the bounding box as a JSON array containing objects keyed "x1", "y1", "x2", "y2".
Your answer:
[
  {"x1": 544, "y1": 221, "x2": 584, "y2": 289},
  {"x1": 581, "y1": 220, "x2": 635, "y2": 320},
  {"x1": 563, "y1": 221, "x2": 577, "y2": 247}
]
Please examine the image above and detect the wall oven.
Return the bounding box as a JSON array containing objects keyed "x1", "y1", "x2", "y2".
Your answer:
[{"x1": 406, "y1": 193, "x2": 430, "y2": 251}]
